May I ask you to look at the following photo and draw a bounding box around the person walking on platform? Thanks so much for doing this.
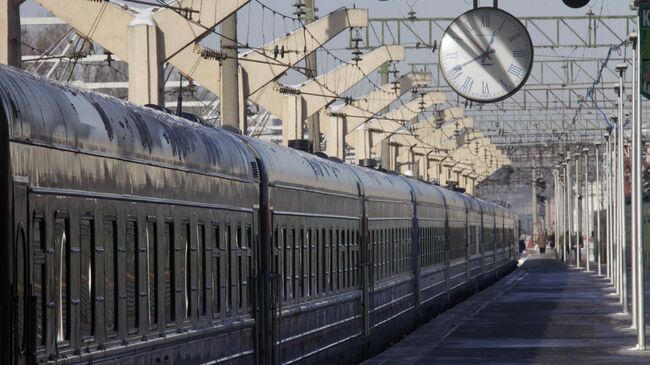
[548,230,556,250]
[538,228,547,254]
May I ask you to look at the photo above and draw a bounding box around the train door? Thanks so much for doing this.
[253,156,279,365]
[12,177,29,365]
[357,182,370,358]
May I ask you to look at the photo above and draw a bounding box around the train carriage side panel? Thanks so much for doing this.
[0,65,261,365]
[240,136,365,365]
[0,71,14,365]
[349,168,414,357]
[401,179,447,324]
[437,189,468,303]
[466,196,484,292]
[478,199,497,283]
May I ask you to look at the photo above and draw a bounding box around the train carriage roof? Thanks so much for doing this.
[477,198,497,217]
[241,136,361,196]
[465,194,483,213]
[347,167,413,202]
[438,188,467,211]
[402,178,446,206]
[0,65,256,180]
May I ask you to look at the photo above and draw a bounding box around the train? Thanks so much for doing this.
[0,64,518,364]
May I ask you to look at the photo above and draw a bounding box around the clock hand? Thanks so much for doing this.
[480,33,497,64]
[466,35,491,61]
[457,48,496,69]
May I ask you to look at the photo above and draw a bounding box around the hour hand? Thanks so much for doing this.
[460,49,495,68]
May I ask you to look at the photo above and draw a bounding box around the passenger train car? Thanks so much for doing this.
[0,65,518,364]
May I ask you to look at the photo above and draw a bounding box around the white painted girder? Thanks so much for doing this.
[322,71,430,159]
[251,45,403,121]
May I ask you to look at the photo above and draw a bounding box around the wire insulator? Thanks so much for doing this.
[194,44,226,61]
[277,85,300,95]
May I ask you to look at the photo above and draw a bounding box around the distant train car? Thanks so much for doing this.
[0,65,517,365]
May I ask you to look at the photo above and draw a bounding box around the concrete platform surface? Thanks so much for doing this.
[364,253,650,364]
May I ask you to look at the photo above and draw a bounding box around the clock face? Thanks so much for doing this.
[439,7,534,103]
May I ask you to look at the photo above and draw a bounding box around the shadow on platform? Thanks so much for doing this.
[364,252,650,364]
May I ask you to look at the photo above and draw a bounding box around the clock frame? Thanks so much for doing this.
[438,7,534,103]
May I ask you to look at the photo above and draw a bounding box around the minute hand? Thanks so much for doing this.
[460,49,496,68]
[466,35,492,61]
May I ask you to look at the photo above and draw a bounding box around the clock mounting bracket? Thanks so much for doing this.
[473,0,499,9]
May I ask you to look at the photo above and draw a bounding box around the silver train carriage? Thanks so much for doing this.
[0,65,518,364]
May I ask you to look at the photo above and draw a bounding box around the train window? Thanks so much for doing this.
[312,229,317,296]
[226,223,232,314]
[197,224,206,317]
[321,228,327,295]
[211,224,221,319]
[246,224,252,312]
[282,227,289,300]
[126,220,139,333]
[352,230,357,287]
[301,228,306,296]
[329,229,335,292]
[376,229,381,280]
[16,226,26,352]
[289,227,296,300]
[335,229,341,290]
[80,219,95,339]
[292,228,298,299]
[146,221,158,328]
[308,229,313,297]
[33,216,46,348]
[180,222,190,319]
[345,230,351,288]
[398,228,403,274]
[104,219,118,336]
[274,227,281,301]
[164,222,175,325]
[54,216,70,343]
[237,224,243,311]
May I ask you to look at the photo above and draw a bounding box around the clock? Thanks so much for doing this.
[439,7,534,103]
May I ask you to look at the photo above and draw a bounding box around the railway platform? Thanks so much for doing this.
[365,253,650,364]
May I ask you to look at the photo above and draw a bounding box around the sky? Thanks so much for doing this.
[18,0,638,102]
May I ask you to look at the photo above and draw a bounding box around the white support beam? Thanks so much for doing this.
[1,0,23,67]
[250,45,404,146]
[153,0,249,59]
[323,71,431,159]
[346,91,446,165]
[32,0,249,105]
[178,7,368,100]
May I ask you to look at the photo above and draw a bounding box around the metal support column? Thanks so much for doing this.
[532,160,538,247]
[596,142,603,276]
[220,14,242,133]
[565,155,573,264]
[606,131,614,283]
[553,169,559,256]
[563,162,569,263]
[575,151,581,268]
[305,0,320,151]
[0,0,20,67]
[632,28,646,349]
[616,63,628,313]
[584,147,591,271]
[631,32,639,330]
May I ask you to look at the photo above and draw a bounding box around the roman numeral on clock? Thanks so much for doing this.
[446,51,459,59]
[449,65,463,80]
[481,15,490,28]
[512,50,526,58]
[482,82,490,96]
[462,76,474,91]
[507,64,525,78]
[509,32,522,42]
